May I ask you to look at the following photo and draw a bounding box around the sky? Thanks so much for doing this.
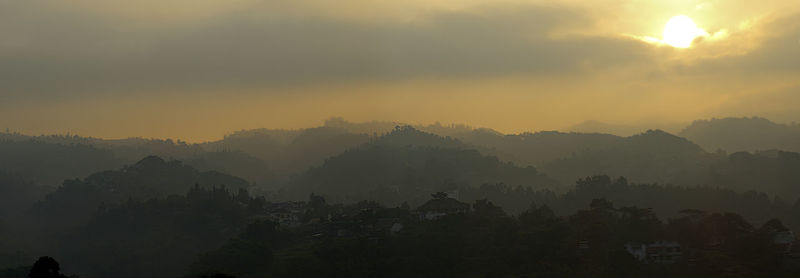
[1,0,799,141]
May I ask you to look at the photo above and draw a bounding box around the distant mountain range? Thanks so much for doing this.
[3,116,800,201]
[679,117,800,152]
[567,120,685,137]
[284,126,560,205]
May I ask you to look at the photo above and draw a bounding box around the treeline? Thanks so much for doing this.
[3,173,800,277]
[9,194,795,277]
[461,175,800,231]
[3,185,263,278]
[183,198,795,277]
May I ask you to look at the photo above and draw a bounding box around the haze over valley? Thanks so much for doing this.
[3,0,800,277]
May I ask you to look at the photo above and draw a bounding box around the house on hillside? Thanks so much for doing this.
[416,193,470,220]
[625,241,683,264]
[265,201,305,227]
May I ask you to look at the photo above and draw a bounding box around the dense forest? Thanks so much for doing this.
[3,186,799,277]
[2,117,800,277]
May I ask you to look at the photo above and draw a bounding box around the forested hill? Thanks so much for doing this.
[6,179,799,278]
[0,139,123,185]
[540,129,710,185]
[26,156,251,232]
[202,126,370,175]
[284,127,560,205]
[80,155,251,198]
[680,117,800,152]
[0,172,48,220]
[451,129,671,167]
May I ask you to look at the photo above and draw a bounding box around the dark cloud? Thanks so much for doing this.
[0,3,654,99]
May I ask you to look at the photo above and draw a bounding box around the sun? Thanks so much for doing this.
[662,15,708,48]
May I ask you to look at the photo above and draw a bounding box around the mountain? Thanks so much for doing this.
[323,116,476,138]
[568,120,651,136]
[8,117,800,202]
[679,117,800,152]
[0,133,208,185]
[284,127,561,205]
[278,127,371,173]
[322,116,399,135]
[184,151,276,187]
[30,156,251,231]
[568,120,684,137]
[0,131,272,191]
[0,131,204,162]
[707,150,800,199]
[201,126,370,176]
[74,155,250,200]
[200,129,298,160]
[450,130,625,167]
[0,172,48,221]
[0,139,124,185]
[539,130,712,185]
[370,125,469,149]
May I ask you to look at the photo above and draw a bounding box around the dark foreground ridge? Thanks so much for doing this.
[4,191,799,278]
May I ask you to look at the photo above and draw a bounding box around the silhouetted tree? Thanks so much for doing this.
[473,199,505,218]
[28,257,69,278]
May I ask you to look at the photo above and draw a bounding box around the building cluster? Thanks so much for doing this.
[254,192,472,240]
[263,201,305,228]
[415,196,470,220]
[625,241,683,264]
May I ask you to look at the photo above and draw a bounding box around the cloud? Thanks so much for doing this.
[1,0,800,140]
[676,13,800,74]
[0,2,656,100]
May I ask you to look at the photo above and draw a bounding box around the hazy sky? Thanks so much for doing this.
[1,0,799,141]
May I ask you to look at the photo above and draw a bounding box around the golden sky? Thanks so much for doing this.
[1,0,799,141]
